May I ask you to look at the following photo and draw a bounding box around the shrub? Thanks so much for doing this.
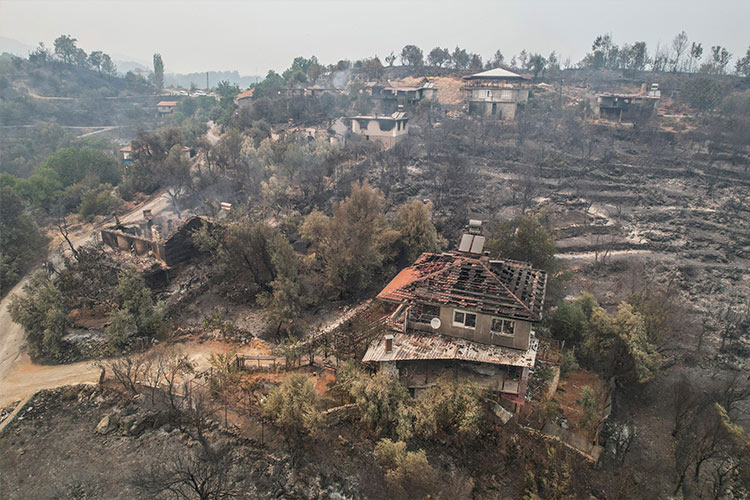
[550,301,587,344]
[560,350,580,377]
[263,373,322,443]
[374,439,440,500]
[580,386,598,429]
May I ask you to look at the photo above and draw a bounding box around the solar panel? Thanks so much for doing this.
[470,235,485,254]
[458,234,473,252]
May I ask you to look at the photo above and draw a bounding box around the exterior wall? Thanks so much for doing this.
[420,88,437,100]
[157,106,175,114]
[465,81,529,120]
[392,359,524,396]
[351,118,408,147]
[237,98,252,108]
[435,306,531,350]
[468,101,519,120]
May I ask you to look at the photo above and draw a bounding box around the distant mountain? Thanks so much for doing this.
[164,70,261,89]
[0,36,34,57]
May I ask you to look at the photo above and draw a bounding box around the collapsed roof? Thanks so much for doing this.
[377,252,547,322]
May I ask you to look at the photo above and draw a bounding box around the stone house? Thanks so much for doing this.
[363,225,547,404]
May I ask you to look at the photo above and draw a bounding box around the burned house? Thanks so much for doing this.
[363,222,547,404]
[157,101,178,115]
[595,88,659,123]
[100,211,207,267]
[370,78,437,113]
[463,68,532,120]
[348,111,408,148]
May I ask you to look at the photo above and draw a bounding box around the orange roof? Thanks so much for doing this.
[236,89,254,100]
[157,101,178,107]
[376,252,547,322]
[119,145,132,152]
[377,267,420,301]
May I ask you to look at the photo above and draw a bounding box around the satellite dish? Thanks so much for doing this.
[430,317,441,329]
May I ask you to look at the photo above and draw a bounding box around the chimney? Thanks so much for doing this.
[384,334,394,354]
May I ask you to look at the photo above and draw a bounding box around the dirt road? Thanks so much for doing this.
[0,192,173,407]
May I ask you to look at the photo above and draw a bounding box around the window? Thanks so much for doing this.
[491,318,515,337]
[486,90,492,98]
[453,310,476,329]
[500,90,513,101]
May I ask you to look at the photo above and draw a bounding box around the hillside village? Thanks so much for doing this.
[0,30,750,500]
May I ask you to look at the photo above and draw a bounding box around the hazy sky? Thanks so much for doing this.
[1,0,748,75]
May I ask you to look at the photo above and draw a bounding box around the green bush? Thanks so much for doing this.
[580,386,598,429]
[374,439,440,500]
[559,350,580,377]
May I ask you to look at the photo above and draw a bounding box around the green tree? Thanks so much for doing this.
[301,181,399,296]
[489,50,505,68]
[263,374,322,452]
[400,45,424,67]
[412,377,487,439]
[550,300,588,344]
[105,268,165,349]
[582,302,660,383]
[349,371,412,437]
[152,53,164,89]
[451,46,470,70]
[9,271,68,359]
[736,46,750,77]
[193,216,290,297]
[527,53,547,79]
[0,187,46,294]
[394,200,442,262]
[257,237,309,337]
[374,439,440,500]
[427,47,450,68]
[53,34,78,64]
[88,50,104,73]
[579,386,598,429]
[487,211,556,270]
[39,147,121,188]
[101,53,117,76]
[361,56,385,80]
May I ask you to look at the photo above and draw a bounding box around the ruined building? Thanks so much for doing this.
[370,78,437,113]
[101,211,207,267]
[595,85,660,124]
[348,111,409,148]
[363,221,547,404]
[463,68,531,120]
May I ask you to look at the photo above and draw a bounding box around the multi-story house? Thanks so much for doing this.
[463,68,532,120]
[363,224,547,404]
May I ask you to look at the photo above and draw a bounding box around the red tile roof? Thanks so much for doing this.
[157,101,178,107]
[236,89,254,100]
[377,252,547,322]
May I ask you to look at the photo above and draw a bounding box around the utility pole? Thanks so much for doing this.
[206,71,209,91]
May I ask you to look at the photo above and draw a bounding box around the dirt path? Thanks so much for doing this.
[0,192,173,406]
